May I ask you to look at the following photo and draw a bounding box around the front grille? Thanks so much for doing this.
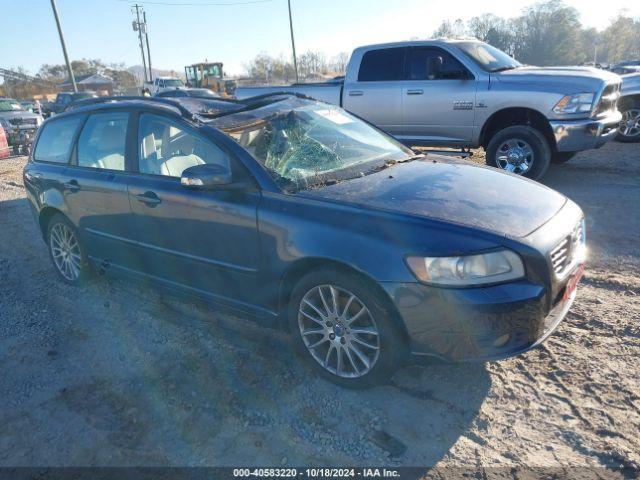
[549,220,585,277]
[593,83,620,117]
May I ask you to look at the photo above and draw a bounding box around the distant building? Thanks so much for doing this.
[59,73,114,94]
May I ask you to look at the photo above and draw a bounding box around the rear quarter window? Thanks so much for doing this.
[33,115,85,164]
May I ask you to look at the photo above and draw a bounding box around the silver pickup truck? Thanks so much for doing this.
[236,40,622,180]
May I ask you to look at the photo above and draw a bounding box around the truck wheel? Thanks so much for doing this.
[616,101,640,143]
[486,126,551,180]
[551,152,577,164]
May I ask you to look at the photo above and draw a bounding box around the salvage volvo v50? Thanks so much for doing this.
[24,95,586,387]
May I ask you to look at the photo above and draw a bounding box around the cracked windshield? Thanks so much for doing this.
[219,102,412,189]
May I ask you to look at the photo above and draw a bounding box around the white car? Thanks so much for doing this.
[143,77,185,95]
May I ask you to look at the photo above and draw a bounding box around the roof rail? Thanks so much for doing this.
[64,96,198,121]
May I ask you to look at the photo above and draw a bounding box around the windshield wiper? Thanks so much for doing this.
[364,153,426,175]
[490,65,518,73]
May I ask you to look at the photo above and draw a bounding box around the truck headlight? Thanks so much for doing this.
[406,250,525,286]
[552,93,595,115]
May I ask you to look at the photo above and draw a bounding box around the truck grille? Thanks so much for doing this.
[593,83,620,117]
[550,220,585,277]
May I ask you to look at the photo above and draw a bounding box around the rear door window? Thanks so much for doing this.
[33,115,85,164]
[76,112,129,171]
[358,48,405,81]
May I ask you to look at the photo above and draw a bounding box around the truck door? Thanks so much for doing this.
[342,47,405,136]
[400,47,477,145]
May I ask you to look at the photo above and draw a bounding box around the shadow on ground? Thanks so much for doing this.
[0,196,491,466]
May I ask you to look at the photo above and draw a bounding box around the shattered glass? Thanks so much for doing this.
[216,99,411,190]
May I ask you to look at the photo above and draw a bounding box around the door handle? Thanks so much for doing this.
[406,89,424,95]
[63,179,80,192]
[136,191,162,206]
[348,90,364,96]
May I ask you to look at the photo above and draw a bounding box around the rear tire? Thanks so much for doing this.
[486,125,551,180]
[551,151,577,164]
[46,213,91,285]
[287,267,405,389]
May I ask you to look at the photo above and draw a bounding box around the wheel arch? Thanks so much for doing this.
[480,107,556,151]
[38,206,66,239]
[619,94,640,110]
[277,257,411,342]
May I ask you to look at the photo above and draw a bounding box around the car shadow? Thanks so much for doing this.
[1,195,490,468]
[98,283,492,467]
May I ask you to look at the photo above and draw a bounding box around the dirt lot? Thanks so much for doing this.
[0,144,639,473]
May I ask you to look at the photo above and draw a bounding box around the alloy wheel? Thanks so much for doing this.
[50,223,82,281]
[618,109,640,139]
[298,284,380,378]
[496,138,535,174]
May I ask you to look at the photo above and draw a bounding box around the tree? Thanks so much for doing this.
[599,15,640,63]
[433,18,466,39]
[330,52,350,74]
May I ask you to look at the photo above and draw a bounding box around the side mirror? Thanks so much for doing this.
[426,56,443,79]
[180,163,233,190]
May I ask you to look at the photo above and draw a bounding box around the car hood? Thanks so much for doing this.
[496,66,620,92]
[0,110,40,121]
[302,157,567,238]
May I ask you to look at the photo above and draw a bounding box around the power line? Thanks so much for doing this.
[117,0,271,6]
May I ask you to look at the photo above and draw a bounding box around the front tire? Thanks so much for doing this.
[616,101,640,143]
[47,213,91,285]
[288,267,405,388]
[486,125,551,180]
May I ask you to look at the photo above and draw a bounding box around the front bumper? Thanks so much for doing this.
[550,111,621,152]
[381,267,580,362]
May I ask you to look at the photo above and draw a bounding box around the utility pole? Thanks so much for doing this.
[50,0,77,92]
[287,0,299,84]
[132,4,148,83]
[143,10,153,82]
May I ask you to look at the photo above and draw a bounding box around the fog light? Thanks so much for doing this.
[493,334,510,348]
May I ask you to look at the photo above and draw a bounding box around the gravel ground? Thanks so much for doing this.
[0,144,638,472]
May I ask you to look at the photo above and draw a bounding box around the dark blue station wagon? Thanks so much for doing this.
[24,95,586,387]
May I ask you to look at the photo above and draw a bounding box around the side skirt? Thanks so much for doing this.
[88,256,280,328]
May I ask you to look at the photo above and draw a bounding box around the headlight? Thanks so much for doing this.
[406,249,525,286]
[552,93,595,115]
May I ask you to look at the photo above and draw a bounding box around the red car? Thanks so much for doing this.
[0,124,11,159]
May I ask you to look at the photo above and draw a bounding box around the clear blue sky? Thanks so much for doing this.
[2,0,638,77]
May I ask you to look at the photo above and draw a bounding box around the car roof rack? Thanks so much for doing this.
[64,96,199,121]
